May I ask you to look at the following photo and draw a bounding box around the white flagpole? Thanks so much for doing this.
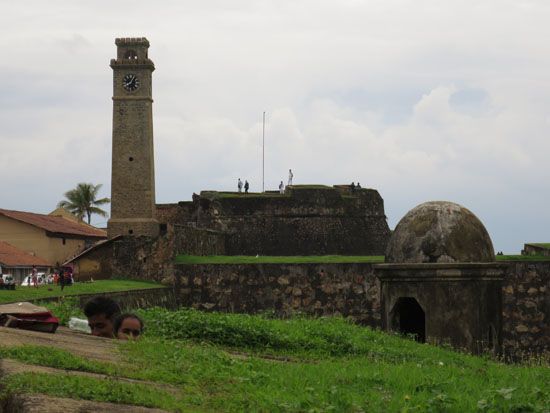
[262,112,265,192]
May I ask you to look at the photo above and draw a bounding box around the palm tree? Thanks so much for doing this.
[57,183,110,224]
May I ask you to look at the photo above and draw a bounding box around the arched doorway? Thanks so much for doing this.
[391,297,425,343]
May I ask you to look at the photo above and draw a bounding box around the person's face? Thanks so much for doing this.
[117,317,142,340]
[88,313,115,338]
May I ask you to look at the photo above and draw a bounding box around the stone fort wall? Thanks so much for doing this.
[174,260,549,356]
[157,185,391,256]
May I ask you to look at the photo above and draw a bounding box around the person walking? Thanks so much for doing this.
[244,180,249,194]
[279,181,284,194]
[288,169,293,186]
[237,178,243,193]
[59,269,65,291]
[31,266,38,288]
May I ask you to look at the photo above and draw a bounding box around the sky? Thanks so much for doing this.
[0,0,549,253]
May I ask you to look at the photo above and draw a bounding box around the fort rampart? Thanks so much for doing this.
[157,186,391,256]
[175,260,549,356]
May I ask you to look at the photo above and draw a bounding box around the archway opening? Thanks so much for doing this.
[124,50,138,60]
[391,297,425,343]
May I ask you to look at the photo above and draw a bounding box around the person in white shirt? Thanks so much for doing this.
[288,169,293,186]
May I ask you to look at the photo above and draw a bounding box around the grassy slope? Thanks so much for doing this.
[1,308,548,412]
[0,279,164,304]
[176,255,385,264]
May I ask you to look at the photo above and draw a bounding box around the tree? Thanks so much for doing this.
[57,183,110,224]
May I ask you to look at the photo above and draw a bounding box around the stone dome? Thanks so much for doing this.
[386,201,495,263]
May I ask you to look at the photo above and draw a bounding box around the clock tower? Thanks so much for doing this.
[108,37,159,238]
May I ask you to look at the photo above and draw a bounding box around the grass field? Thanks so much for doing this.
[178,254,550,264]
[0,279,164,304]
[496,254,550,261]
[176,255,386,264]
[527,243,550,248]
[1,307,548,412]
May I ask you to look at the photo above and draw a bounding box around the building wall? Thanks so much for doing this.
[175,263,381,326]
[502,262,550,358]
[33,287,177,311]
[523,244,550,257]
[0,216,88,265]
[174,261,549,355]
[111,234,175,283]
[175,225,226,256]
[71,245,114,281]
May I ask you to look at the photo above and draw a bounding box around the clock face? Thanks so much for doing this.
[122,74,140,91]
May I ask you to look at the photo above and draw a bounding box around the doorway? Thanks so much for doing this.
[391,297,426,343]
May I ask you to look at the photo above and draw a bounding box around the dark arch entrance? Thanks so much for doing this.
[391,297,426,343]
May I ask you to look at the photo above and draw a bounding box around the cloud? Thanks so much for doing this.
[1,1,550,252]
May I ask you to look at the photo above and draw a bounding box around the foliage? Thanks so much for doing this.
[176,255,385,264]
[0,279,163,304]
[36,296,84,325]
[57,182,110,224]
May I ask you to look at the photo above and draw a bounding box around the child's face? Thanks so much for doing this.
[117,317,142,340]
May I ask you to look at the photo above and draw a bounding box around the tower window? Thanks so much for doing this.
[128,229,134,235]
[129,157,134,162]
[125,50,138,60]
[62,238,66,245]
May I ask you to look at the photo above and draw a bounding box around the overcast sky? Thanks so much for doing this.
[1,0,549,253]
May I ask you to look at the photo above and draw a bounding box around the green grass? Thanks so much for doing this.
[176,255,385,264]
[179,254,550,264]
[496,255,550,261]
[2,308,549,412]
[5,373,182,411]
[216,191,287,199]
[527,243,550,248]
[288,184,332,188]
[0,279,164,304]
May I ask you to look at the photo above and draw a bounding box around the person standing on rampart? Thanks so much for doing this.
[244,180,249,194]
[288,169,293,186]
[238,178,243,193]
[279,181,284,194]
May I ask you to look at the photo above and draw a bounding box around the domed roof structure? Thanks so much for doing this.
[386,201,494,263]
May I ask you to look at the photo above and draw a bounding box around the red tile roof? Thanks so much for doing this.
[0,241,51,267]
[0,209,107,238]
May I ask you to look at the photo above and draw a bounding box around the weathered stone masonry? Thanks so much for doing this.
[175,263,381,326]
[175,260,549,356]
[159,186,391,256]
[502,262,549,356]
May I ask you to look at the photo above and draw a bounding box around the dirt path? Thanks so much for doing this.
[0,326,120,363]
[0,327,180,412]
